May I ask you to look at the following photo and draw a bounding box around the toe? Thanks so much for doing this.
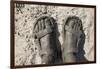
[34,24,38,33]
[45,18,51,28]
[41,19,45,30]
[73,23,76,31]
[49,18,54,28]
[76,23,79,31]
[38,20,42,31]
[36,23,39,32]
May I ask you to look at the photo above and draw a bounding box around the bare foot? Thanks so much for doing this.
[33,16,61,64]
[62,16,83,63]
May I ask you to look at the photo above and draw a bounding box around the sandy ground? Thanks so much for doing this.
[14,3,95,65]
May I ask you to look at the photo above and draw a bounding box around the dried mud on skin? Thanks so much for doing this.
[14,3,95,65]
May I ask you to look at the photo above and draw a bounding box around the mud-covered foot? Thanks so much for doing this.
[62,16,83,63]
[33,16,60,64]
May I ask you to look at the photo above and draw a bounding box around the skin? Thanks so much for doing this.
[63,18,82,63]
[33,17,60,64]
[39,18,54,64]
